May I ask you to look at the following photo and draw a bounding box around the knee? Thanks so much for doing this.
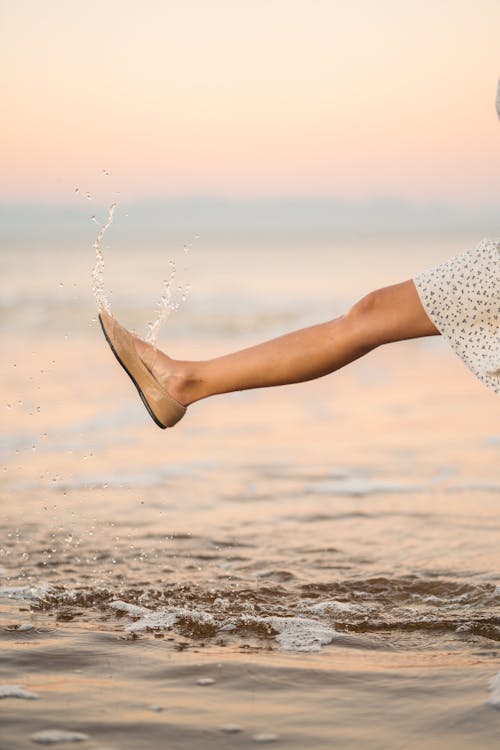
[343,288,388,350]
[347,289,383,321]
[343,280,435,349]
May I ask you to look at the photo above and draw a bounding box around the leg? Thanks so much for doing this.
[134,280,439,406]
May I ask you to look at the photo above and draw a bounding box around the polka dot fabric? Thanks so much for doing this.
[414,238,500,395]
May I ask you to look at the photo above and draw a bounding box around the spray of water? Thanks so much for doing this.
[145,259,192,345]
[85,183,195,340]
[91,203,117,314]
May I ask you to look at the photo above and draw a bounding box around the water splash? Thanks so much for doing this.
[87,190,195,337]
[91,203,116,314]
[145,259,192,345]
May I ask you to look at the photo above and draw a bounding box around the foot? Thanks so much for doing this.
[99,312,187,428]
[132,335,197,406]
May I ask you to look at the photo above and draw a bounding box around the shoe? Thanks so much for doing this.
[98,311,186,429]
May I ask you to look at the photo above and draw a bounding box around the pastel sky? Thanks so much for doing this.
[2,0,500,205]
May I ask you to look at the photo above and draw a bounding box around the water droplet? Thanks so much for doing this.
[85,192,92,200]
[75,187,80,193]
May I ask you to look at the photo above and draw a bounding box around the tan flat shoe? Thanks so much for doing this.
[99,311,186,429]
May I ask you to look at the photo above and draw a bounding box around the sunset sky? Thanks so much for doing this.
[2,0,500,207]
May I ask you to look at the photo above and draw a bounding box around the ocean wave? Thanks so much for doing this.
[2,574,498,651]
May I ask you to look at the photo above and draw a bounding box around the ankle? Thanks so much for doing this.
[133,334,206,406]
[161,364,205,407]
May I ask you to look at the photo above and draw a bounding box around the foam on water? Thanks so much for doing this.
[109,600,149,617]
[251,615,337,652]
[110,600,217,637]
[487,672,500,708]
[119,604,215,635]
[109,600,335,651]
[7,623,35,632]
[0,685,39,700]
[31,730,89,744]
[0,584,52,600]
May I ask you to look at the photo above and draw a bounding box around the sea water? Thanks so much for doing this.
[1,227,499,748]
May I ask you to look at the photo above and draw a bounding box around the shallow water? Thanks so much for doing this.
[1,234,499,747]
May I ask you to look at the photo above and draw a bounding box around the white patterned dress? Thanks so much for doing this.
[414,238,500,395]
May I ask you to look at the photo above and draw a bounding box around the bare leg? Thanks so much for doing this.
[134,280,439,406]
